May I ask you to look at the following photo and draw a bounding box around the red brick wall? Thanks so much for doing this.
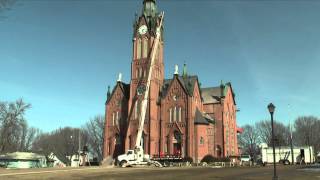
[223,86,238,156]
[204,103,223,157]
[195,124,209,162]
[160,76,188,156]
[202,85,238,158]
[103,84,128,159]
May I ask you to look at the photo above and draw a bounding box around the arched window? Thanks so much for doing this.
[112,112,115,126]
[169,108,172,123]
[135,69,138,79]
[156,46,160,63]
[116,111,119,125]
[176,107,180,122]
[115,134,121,145]
[173,107,177,122]
[134,101,138,119]
[129,135,132,149]
[200,137,204,145]
[137,39,141,59]
[139,68,142,78]
[179,107,182,122]
[137,99,141,118]
[143,38,148,58]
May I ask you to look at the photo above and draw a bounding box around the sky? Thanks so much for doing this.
[1,0,320,132]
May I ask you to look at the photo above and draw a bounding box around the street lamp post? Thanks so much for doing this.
[268,103,278,180]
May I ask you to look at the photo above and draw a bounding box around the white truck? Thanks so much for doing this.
[260,143,315,165]
[117,12,164,168]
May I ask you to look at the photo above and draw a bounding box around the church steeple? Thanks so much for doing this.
[143,0,157,18]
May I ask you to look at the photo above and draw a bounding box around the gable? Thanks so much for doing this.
[192,80,202,102]
[225,83,236,105]
[106,82,130,106]
[161,75,199,99]
[162,76,188,101]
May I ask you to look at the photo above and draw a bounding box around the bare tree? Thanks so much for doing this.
[32,127,88,165]
[293,116,320,154]
[0,99,31,153]
[238,124,260,159]
[255,120,290,147]
[83,115,104,161]
[24,127,40,151]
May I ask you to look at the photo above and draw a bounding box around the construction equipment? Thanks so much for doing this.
[117,12,164,168]
[279,151,290,165]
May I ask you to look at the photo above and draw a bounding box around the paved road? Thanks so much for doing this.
[0,165,319,180]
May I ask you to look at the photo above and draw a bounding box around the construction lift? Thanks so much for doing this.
[117,12,164,168]
[279,151,291,165]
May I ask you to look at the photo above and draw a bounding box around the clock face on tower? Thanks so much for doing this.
[138,25,148,35]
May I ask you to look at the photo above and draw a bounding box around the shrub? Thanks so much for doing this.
[201,155,217,163]
[183,156,193,163]
[201,155,231,163]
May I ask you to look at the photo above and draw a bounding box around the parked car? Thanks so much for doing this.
[240,154,251,162]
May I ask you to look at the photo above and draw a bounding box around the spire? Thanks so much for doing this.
[182,62,188,78]
[143,0,157,18]
[220,80,225,98]
[107,86,111,100]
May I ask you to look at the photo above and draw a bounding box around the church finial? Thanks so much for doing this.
[107,86,111,100]
[182,62,188,78]
[220,80,224,86]
[117,73,122,82]
[174,64,179,76]
[220,80,225,98]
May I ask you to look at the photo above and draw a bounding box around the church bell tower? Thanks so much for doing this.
[126,0,164,155]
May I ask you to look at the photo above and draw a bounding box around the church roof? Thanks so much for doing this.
[201,82,236,105]
[161,75,199,98]
[201,86,222,104]
[194,108,214,125]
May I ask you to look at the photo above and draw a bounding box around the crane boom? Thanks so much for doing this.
[135,12,164,148]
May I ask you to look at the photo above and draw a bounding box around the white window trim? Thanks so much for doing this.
[112,112,115,126]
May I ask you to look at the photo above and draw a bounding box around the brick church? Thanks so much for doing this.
[104,0,241,162]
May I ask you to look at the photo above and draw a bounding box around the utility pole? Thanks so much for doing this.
[78,129,81,153]
[78,129,81,167]
[288,104,294,165]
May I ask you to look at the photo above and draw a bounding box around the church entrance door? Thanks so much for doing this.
[173,131,182,156]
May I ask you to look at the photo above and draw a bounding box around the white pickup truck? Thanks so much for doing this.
[117,148,150,167]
